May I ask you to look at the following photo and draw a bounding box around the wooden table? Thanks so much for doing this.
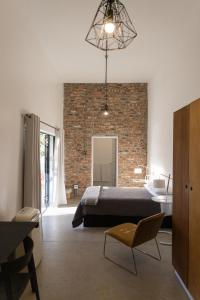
[0,221,38,263]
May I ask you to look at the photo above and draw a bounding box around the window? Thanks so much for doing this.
[40,132,55,213]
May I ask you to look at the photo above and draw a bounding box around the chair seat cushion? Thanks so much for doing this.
[105,223,137,247]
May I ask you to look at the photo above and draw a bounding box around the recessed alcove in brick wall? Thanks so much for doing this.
[64,83,147,194]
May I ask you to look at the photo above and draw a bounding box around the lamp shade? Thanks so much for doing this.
[134,167,142,174]
[85,0,137,51]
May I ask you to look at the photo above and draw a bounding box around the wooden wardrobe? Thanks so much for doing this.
[173,98,200,300]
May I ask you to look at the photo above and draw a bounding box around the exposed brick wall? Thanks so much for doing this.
[64,83,147,194]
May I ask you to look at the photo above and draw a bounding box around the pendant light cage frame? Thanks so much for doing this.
[85,0,137,51]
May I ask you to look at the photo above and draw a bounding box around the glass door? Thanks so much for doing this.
[40,132,55,213]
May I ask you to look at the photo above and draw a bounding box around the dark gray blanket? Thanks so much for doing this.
[72,187,160,228]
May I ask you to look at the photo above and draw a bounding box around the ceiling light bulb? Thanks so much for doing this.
[104,22,115,34]
[102,103,109,116]
[103,110,109,116]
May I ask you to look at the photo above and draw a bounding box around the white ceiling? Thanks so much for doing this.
[22,0,200,83]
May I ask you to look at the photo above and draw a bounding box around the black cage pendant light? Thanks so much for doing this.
[85,0,137,51]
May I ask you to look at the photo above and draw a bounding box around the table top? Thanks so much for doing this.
[151,195,173,204]
[0,221,38,264]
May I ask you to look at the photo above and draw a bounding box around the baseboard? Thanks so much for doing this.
[174,270,193,300]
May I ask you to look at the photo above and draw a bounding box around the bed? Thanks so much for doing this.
[72,186,172,228]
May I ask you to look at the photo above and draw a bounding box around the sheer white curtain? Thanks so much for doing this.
[23,114,41,210]
[52,129,66,206]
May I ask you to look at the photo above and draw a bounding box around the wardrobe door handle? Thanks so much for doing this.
[185,185,188,189]
[190,187,193,191]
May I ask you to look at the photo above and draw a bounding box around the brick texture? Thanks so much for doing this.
[64,83,148,194]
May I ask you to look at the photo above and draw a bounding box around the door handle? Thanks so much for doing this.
[185,185,188,189]
[190,187,193,191]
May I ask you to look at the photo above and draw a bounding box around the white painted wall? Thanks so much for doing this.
[28,0,200,177]
[148,0,200,176]
[0,2,63,220]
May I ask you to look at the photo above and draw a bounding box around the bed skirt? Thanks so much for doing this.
[83,215,172,228]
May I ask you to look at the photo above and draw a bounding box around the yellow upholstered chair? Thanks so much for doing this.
[103,212,165,275]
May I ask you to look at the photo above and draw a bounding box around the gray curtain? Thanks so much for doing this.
[23,114,41,210]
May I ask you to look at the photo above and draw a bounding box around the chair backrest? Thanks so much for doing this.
[132,213,165,247]
[1,236,34,274]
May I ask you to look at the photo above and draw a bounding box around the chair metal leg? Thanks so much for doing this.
[158,230,172,246]
[155,237,161,260]
[134,238,161,261]
[131,249,137,275]
[103,235,137,275]
[103,236,162,275]
[103,234,107,257]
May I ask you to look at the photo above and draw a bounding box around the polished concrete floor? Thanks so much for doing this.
[22,206,187,300]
